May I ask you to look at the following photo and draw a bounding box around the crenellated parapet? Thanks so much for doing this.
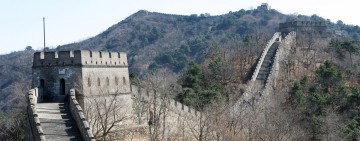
[69,89,96,141]
[26,88,46,141]
[33,50,128,68]
[279,21,326,28]
[80,50,128,67]
[279,21,326,36]
[131,85,199,121]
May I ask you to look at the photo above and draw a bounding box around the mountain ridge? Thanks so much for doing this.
[2,5,360,140]
[1,6,360,110]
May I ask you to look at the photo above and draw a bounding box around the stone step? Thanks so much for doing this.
[257,73,269,78]
[258,66,271,72]
[44,135,82,141]
[36,102,83,141]
[255,41,280,82]
[260,63,271,68]
[259,70,270,74]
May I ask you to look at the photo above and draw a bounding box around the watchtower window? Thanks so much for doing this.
[115,77,119,85]
[71,60,74,64]
[90,51,92,57]
[40,79,45,88]
[97,78,101,86]
[106,77,110,86]
[109,52,111,58]
[118,52,120,58]
[88,78,91,87]
[99,52,102,58]
[41,62,44,65]
[123,77,126,84]
[63,62,65,66]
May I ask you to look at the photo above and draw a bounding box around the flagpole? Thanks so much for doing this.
[43,17,46,51]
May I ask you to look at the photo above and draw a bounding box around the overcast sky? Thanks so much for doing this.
[0,0,358,55]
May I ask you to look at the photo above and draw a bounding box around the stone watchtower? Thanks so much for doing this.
[32,50,131,106]
[279,21,327,37]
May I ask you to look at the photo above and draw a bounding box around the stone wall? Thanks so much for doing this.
[33,51,79,67]
[131,85,199,120]
[130,85,201,140]
[33,50,127,67]
[81,67,130,96]
[26,88,46,141]
[32,65,81,102]
[234,32,294,107]
[240,32,281,102]
[69,89,96,141]
[250,32,281,82]
[263,32,296,95]
[79,50,128,67]
[279,21,326,35]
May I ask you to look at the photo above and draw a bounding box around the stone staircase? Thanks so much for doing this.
[256,41,281,84]
[36,103,83,141]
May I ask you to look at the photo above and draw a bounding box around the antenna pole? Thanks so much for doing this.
[43,17,46,51]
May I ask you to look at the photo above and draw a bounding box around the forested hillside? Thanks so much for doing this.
[58,9,287,76]
[1,6,360,140]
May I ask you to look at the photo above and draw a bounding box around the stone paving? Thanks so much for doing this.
[36,103,83,141]
[256,41,281,84]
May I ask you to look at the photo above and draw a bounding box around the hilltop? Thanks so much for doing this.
[57,9,287,75]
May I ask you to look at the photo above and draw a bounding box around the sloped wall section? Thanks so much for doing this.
[263,32,296,96]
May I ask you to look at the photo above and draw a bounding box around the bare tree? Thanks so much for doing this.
[85,88,131,141]
[139,69,179,141]
[0,110,26,140]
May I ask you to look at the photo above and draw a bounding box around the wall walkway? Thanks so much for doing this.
[27,88,95,141]
[236,31,296,107]
[35,103,82,140]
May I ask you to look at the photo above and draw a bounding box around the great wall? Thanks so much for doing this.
[25,21,324,140]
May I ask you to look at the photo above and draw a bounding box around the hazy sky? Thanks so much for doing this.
[0,0,358,55]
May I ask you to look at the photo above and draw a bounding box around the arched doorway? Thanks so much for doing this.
[60,79,66,95]
[40,79,49,102]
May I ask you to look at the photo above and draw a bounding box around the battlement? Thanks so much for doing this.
[33,50,128,67]
[279,21,326,29]
[279,21,327,36]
